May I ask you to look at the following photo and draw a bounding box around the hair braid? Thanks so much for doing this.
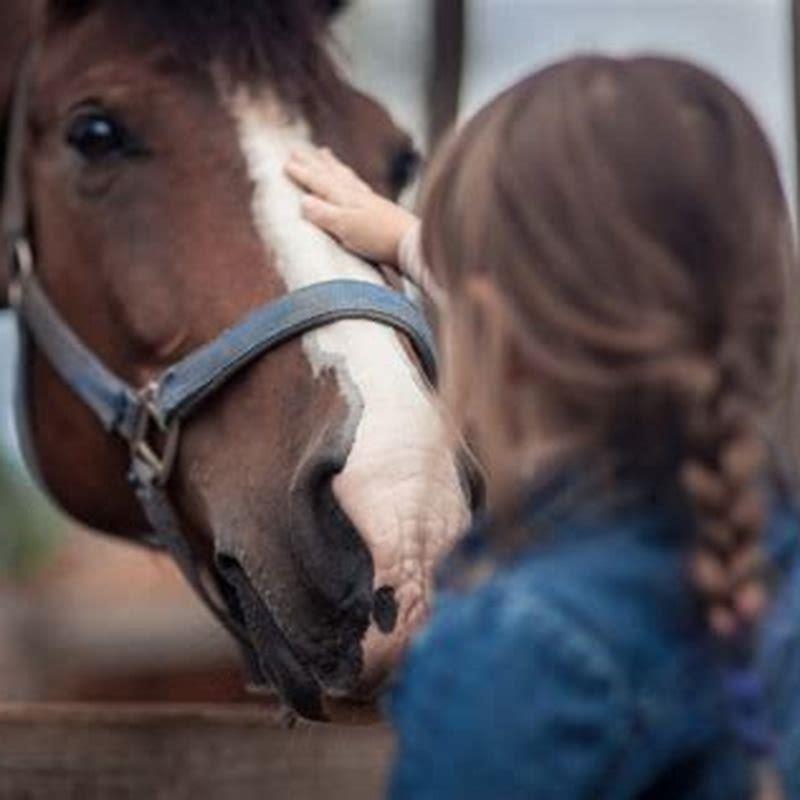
[680,357,782,798]
[682,388,767,637]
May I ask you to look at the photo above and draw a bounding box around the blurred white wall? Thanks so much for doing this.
[334,0,432,147]
[463,0,796,199]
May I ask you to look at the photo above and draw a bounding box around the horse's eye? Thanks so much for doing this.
[389,147,420,195]
[66,111,131,162]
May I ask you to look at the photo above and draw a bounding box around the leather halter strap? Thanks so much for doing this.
[12,262,437,482]
[2,51,437,710]
[3,50,34,283]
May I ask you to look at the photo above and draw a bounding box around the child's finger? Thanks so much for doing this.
[291,147,340,181]
[300,195,343,237]
[285,159,338,202]
[289,146,326,166]
[320,147,347,171]
[320,148,370,192]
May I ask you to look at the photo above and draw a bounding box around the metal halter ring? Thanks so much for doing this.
[7,237,34,309]
[130,383,181,487]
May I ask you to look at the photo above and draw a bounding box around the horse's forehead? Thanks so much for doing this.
[35,22,173,117]
[229,91,389,322]
[230,89,431,433]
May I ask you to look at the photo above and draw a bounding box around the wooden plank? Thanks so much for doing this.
[427,0,466,148]
[0,704,394,800]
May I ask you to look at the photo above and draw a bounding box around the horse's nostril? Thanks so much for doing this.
[461,451,486,513]
[372,585,399,634]
[296,473,374,610]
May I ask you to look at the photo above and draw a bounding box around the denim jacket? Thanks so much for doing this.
[387,471,800,799]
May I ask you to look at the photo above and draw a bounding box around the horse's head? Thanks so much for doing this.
[1,0,471,717]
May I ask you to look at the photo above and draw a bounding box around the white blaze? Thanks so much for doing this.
[231,94,469,664]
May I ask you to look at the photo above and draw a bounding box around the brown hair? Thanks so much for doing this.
[422,56,795,795]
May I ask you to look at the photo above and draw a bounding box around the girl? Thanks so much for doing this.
[286,56,800,799]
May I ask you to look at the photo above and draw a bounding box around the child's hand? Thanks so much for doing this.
[285,147,418,267]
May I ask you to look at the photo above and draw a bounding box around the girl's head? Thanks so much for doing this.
[423,55,794,792]
[423,55,793,500]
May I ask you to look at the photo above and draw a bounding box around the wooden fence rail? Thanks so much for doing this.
[0,704,394,800]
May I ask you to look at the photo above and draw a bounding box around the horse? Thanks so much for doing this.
[0,0,471,720]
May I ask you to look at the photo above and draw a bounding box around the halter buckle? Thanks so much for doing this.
[130,383,180,487]
[7,237,34,309]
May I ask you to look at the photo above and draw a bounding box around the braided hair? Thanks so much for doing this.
[421,56,796,797]
[680,354,784,796]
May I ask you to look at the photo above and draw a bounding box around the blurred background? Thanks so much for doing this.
[0,0,796,703]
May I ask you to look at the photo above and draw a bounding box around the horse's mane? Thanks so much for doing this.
[47,0,348,100]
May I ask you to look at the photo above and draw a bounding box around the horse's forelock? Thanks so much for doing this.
[47,0,94,24]
[46,0,349,99]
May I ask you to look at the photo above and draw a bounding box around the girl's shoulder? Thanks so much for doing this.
[437,484,700,669]
[388,482,800,799]
[440,476,800,677]
[388,566,632,799]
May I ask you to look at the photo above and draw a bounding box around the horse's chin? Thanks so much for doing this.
[215,555,328,720]
[246,686,383,726]
[216,552,395,722]
[320,696,383,726]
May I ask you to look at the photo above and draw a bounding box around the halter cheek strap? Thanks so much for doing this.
[2,50,438,715]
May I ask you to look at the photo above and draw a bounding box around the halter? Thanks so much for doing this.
[2,52,437,710]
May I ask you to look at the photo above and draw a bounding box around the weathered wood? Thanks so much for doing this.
[427,0,466,148]
[0,704,394,800]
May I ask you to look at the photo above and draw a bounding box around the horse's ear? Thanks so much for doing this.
[0,1,38,305]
